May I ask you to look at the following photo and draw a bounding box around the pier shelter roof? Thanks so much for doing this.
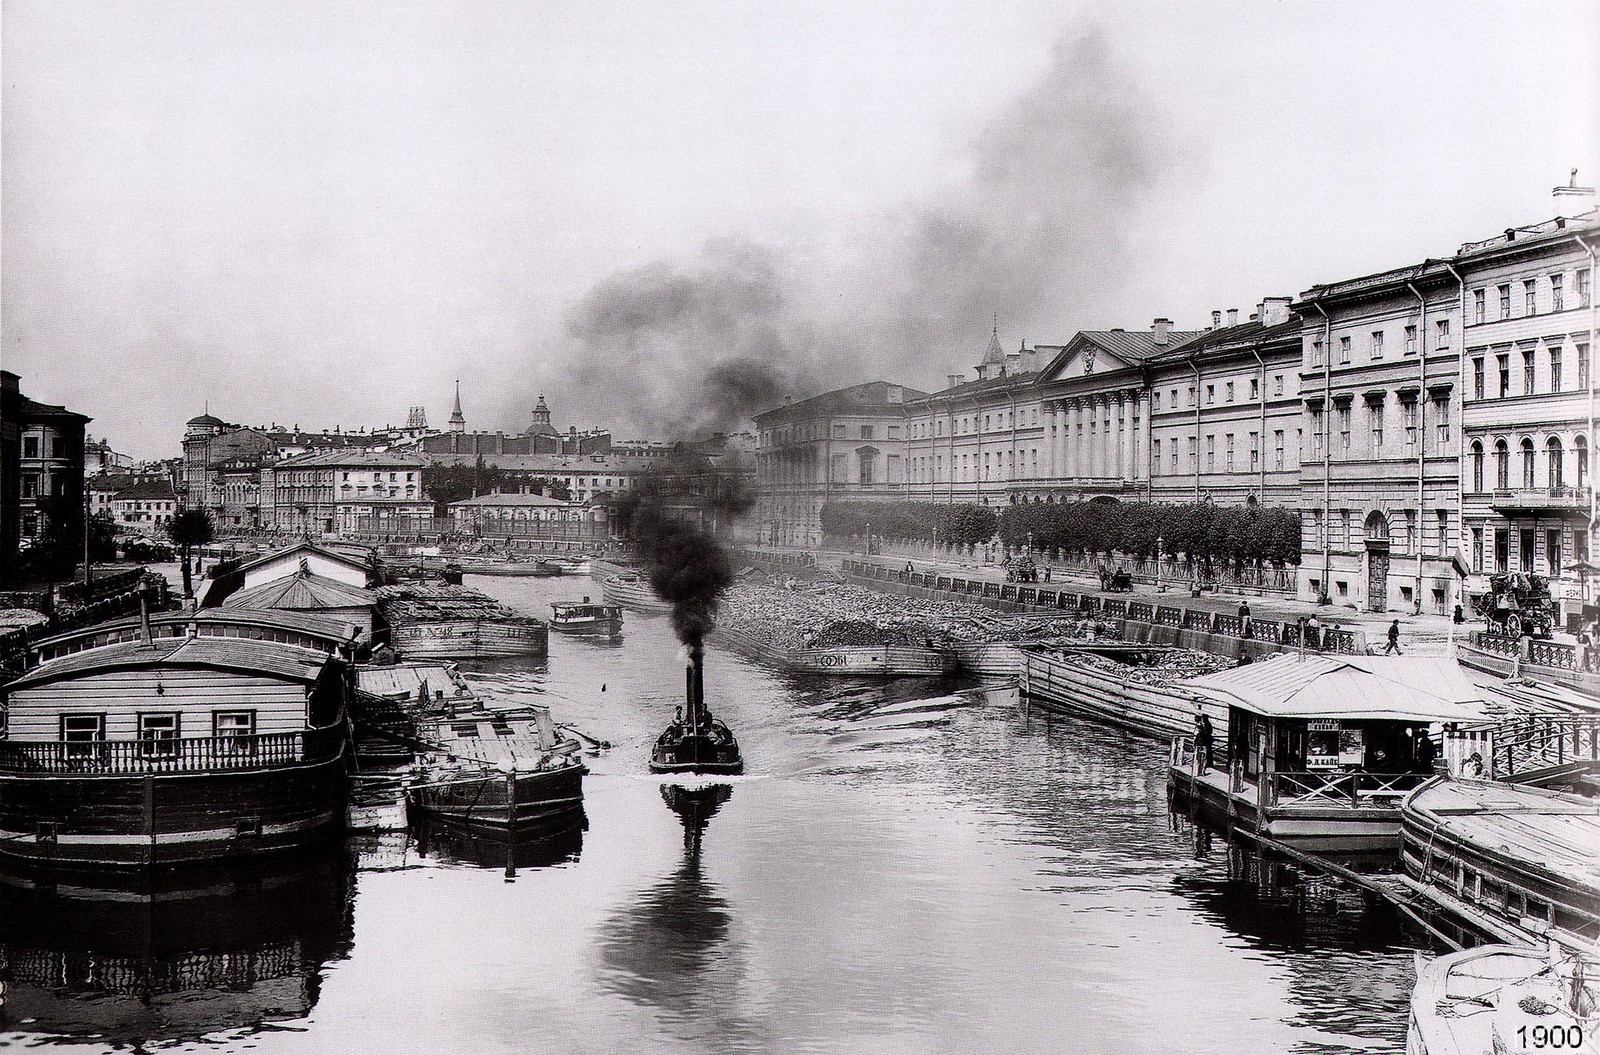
[1184,655,1490,723]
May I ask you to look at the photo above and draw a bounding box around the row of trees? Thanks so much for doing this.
[819,499,1301,572]
[421,459,572,515]
[819,501,999,548]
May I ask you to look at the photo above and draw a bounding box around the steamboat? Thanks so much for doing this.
[648,642,743,775]
[550,597,624,635]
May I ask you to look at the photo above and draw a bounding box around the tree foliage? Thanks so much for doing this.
[819,502,998,547]
[166,508,216,598]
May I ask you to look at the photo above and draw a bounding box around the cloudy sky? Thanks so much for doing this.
[4,1,1597,458]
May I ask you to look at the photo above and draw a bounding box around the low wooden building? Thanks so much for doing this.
[0,626,352,867]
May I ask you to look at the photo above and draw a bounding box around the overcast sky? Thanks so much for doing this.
[4,1,1597,458]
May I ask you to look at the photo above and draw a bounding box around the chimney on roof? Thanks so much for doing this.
[1152,318,1173,345]
[1004,352,1021,376]
[1258,296,1293,325]
[1211,311,1222,330]
[1226,308,1239,327]
[948,374,964,389]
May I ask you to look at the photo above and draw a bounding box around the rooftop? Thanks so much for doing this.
[450,492,574,507]
[1184,654,1491,723]
[8,635,337,691]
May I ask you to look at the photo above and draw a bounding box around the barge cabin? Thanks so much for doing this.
[1169,655,1489,852]
[0,616,353,868]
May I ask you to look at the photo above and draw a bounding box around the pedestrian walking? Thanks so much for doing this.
[1193,708,1214,775]
[1238,600,1252,639]
[1384,618,1403,655]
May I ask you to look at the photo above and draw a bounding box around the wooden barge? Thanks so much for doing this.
[1407,943,1598,1055]
[1168,656,1490,852]
[599,572,675,615]
[1020,644,1232,740]
[376,582,548,659]
[0,620,353,869]
[710,624,955,676]
[1400,777,1600,948]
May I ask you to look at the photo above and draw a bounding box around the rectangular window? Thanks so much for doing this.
[1498,284,1512,319]
[214,711,256,747]
[886,426,900,439]
[1402,400,1417,449]
[1497,354,1511,397]
[1370,402,1385,450]
[1274,374,1284,396]
[1580,268,1592,308]
[1225,382,1235,402]
[1337,407,1351,455]
[61,714,105,760]
[1205,384,1215,405]
[1339,336,1351,364]
[1187,436,1198,469]
[1472,527,1483,571]
[1225,433,1235,472]
[1551,347,1564,392]
[1548,529,1563,578]
[1311,339,1325,367]
[1151,438,1160,472]
[22,436,38,459]
[832,424,845,438]
[1473,288,1486,324]
[860,425,874,440]
[1171,443,1179,473]
[1523,347,1536,394]
[1206,435,1216,471]
[1248,432,1259,470]
[1552,274,1565,312]
[1524,279,1537,315]
[1434,398,1450,445]
[139,713,180,758]
[1274,430,1285,469]
[1370,331,1384,360]
[1249,378,1259,400]
[1310,410,1324,456]
[1404,325,1417,356]
[1435,318,1450,348]
[1581,343,1592,389]
[1473,357,1485,400]
[1152,391,1161,410]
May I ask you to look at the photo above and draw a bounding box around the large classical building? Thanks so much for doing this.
[1,370,90,583]
[1457,214,1597,619]
[264,450,432,535]
[754,381,927,548]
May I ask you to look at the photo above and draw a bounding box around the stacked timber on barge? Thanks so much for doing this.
[1400,778,1600,948]
[1020,644,1235,739]
[376,583,547,659]
[1168,656,1491,852]
[0,612,354,868]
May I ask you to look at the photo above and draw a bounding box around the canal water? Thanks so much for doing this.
[0,572,1433,1054]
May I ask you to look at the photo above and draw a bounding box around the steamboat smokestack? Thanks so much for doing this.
[685,641,706,725]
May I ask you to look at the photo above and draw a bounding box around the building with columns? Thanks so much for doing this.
[753,381,926,547]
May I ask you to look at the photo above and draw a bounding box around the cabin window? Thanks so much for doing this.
[213,711,256,751]
[138,712,181,758]
[61,714,105,759]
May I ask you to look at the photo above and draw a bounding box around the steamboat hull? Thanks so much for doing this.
[405,762,586,832]
[388,618,548,659]
[0,755,348,869]
[648,733,744,775]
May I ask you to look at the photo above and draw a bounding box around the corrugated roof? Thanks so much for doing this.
[1184,654,1491,722]
[1080,329,1206,364]
[223,569,376,612]
[8,636,335,690]
[1146,318,1302,364]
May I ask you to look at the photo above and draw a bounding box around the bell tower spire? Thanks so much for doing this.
[448,379,467,433]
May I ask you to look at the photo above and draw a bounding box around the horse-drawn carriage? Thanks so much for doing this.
[1473,573,1556,638]
[1098,564,1133,592]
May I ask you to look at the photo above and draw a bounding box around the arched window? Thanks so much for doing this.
[1548,436,1564,489]
[1522,438,1536,488]
[1577,436,1589,488]
[1495,439,1510,490]
[1470,441,1484,493]
[1364,510,1390,541]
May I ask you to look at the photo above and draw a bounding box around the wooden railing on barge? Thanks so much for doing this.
[0,725,345,775]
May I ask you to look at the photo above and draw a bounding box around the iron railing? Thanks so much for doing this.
[0,726,344,774]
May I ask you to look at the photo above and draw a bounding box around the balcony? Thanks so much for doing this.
[0,728,344,775]
[1489,486,1591,515]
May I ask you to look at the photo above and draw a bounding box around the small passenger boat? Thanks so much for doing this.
[550,597,623,634]
[1407,943,1598,1055]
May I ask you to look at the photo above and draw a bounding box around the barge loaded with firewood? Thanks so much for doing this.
[376,582,548,659]
[0,609,354,868]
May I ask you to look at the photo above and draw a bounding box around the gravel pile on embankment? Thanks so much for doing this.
[717,581,1118,651]
[1070,649,1234,684]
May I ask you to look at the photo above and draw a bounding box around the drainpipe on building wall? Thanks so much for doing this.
[1407,279,1429,610]
[1313,302,1333,602]
[1251,344,1268,501]
[1191,359,1203,500]
[1444,262,1468,645]
[1008,392,1019,502]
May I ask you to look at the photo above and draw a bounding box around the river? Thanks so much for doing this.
[0,571,1432,1053]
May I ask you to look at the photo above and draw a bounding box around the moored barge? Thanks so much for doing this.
[377,582,548,659]
[0,616,353,868]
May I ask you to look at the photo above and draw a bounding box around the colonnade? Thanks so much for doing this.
[1046,389,1149,483]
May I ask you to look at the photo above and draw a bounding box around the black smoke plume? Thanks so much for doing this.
[556,25,1178,438]
[613,452,754,645]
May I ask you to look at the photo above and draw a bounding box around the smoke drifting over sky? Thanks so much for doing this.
[562,28,1171,436]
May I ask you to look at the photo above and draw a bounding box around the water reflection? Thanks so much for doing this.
[0,846,354,1047]
[411,815,585,876]
[598,783,762,1050]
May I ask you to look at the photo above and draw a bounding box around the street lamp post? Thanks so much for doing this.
[1156,535,1165,593]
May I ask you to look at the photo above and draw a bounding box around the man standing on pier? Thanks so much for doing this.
[1193,708,1214,775]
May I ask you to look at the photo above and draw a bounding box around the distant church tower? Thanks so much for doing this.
[448,380,467,434]
[406,405,428,430]
[526,393,558,437]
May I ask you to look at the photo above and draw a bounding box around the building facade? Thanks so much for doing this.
[1,370,90,583]
[264,451,432,534]
[753,381,926,547]
[1457,214,1598,624]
